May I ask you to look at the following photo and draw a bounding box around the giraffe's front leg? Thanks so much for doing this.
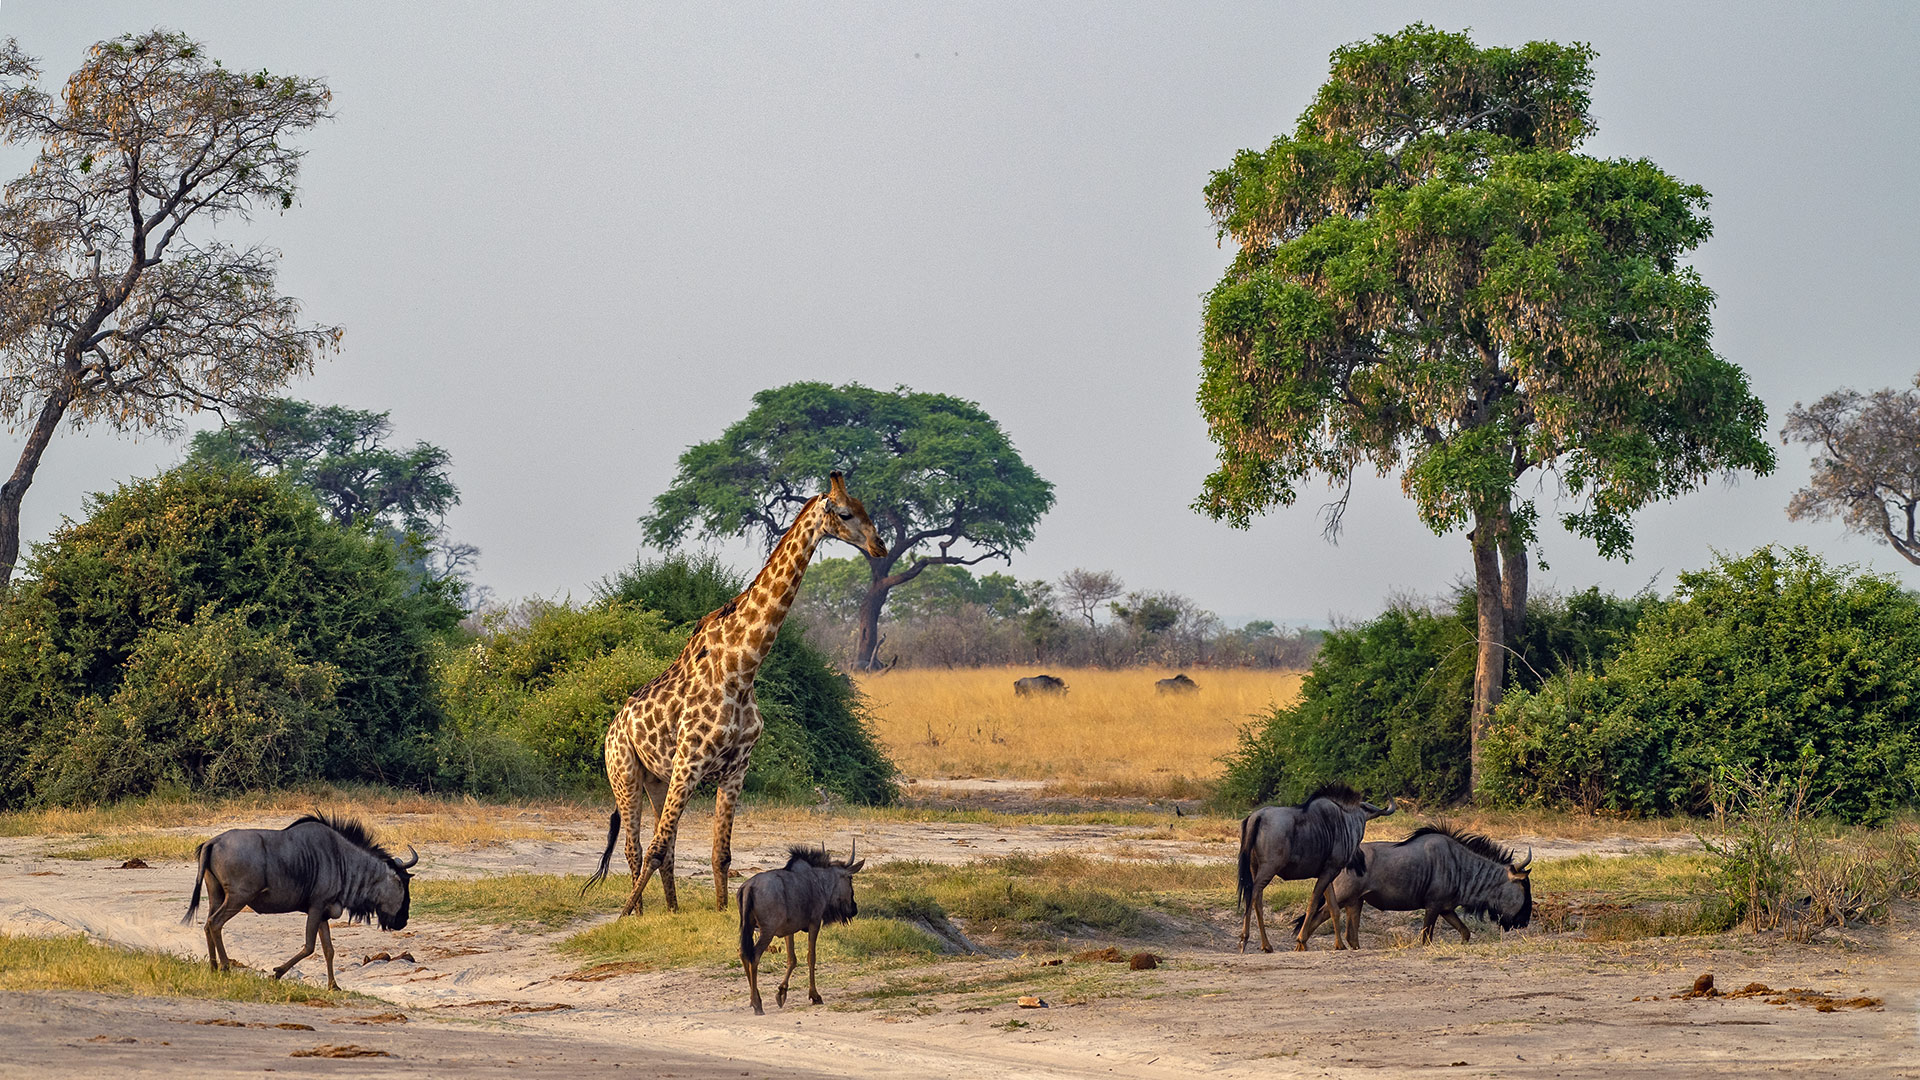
[712,769,748,911]
[631,757,700,916]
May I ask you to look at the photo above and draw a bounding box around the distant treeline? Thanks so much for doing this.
[790,558,1321,670]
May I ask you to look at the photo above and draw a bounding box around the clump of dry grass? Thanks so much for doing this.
[856,667,1303,796]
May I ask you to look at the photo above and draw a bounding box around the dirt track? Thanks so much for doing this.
[1,810,1914,1078]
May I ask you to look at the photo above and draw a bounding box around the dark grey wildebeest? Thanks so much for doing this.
[1155,673,1199,694]
[1014,674,1067,696]
[1297,826,1532,948]
[1237,783,1395,953]
[737,843,863,1014]
[182,814,417,990]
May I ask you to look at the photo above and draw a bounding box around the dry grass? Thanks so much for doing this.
[856,667,1304,796]
[0,933,361,1004]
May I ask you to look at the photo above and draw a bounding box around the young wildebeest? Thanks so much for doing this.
[1298,826,1533,948]
[1014,674,1067,695]
[737,843,863,1015]
[183,814,417,990]
[1237,783,1395,953]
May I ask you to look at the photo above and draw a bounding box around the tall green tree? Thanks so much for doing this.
[187,398,459,536]
[1195,25,1774,789]
[643,382,1054,669]
[0,33,339,585]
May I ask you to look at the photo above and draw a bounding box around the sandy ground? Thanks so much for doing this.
[1,806,1914,1079]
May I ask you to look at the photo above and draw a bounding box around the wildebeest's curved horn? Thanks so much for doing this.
[398,846,419,870]
[847,838,856,865]
[1517,847,1532,871]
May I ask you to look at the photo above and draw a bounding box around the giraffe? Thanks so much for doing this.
[586,471,886,916]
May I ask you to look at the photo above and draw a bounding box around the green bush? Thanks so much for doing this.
[1215,587,1646,811]
[0,467,459,807]
[45,607,341,804]
[1482,547,1920,824]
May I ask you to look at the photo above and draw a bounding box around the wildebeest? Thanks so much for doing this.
[1236,783,1395,953]
[1155,673,1199,694]
[737,843,864,1015]
[1014,674,1067,696]
[1297,826,1532,948]
[182,814,417,990]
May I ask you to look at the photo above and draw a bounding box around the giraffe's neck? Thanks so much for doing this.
[728,498,829,666]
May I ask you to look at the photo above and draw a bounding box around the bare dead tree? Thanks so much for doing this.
[1057,568,1123,629]
[1782,378,1920,565]
[0,32,339,583]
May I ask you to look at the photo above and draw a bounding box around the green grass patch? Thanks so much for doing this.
[46,833,205,863]
[1537,852,1713,904]
[411,873,629,929]
[559,903,943,972]
[0,933,363,1004]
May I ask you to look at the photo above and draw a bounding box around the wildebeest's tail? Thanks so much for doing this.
[1236,812,1261,915]
[582,810,620,895]
[737,880,757,963]
[181,840,211,924]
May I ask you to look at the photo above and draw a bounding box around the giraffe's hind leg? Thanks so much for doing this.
[606,738,649,918]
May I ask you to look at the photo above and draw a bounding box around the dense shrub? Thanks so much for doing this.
[0,467,460,807]
[1214,587,1647,812]
[45,608,342,804]
[1482,547,1920,824]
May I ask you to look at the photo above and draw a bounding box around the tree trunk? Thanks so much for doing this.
[852,581,891,671]
[1468,513,1506,796]
[1499,519,1528,656]
[0,382,76,587]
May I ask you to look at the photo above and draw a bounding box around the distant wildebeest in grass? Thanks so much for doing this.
[737,843,864,1015]
[1237,783,1395,953]
[1297,826,1533,948]
[1155,673,1199,694]
[1014,674,1067,695]
[183,814,417,990]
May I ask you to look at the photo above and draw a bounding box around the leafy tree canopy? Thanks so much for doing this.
[642,382,1053,668]
[187,398,459,536]
[0,32,338,583]
[1195,24,1774,781]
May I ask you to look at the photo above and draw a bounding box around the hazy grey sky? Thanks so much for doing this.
[2,2,1915,625]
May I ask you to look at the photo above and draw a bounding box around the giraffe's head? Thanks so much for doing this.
[821,471,887,558]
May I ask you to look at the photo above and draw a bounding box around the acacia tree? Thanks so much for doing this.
[643,382,1054,669]
[1782,377,1920,565]
[1195,25,1773,788]
[0,32,338,584]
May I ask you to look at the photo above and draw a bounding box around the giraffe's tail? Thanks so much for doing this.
[582,810,621,895]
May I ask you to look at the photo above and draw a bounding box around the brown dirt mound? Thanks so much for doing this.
[1074,946,1125,962]
[290,1044,393,1058]
[1674,975,1881,1010]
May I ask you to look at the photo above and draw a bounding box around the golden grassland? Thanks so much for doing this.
[0,933,362,1004]
[855,666,1305,796]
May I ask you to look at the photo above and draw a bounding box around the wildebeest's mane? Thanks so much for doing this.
[1299,782,1363,808]
[286,813,399,866]
[785,844,834,870]
[1403,825,1518,868]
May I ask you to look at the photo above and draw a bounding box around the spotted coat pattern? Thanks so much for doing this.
[602,473,885,915]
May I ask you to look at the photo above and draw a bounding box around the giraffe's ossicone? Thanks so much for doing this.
[585,472,886,916]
